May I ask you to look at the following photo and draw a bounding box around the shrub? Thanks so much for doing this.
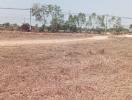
[21,23,30,32]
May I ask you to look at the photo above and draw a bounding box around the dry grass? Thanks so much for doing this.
[0,31,95,40]
[0,31,132,100]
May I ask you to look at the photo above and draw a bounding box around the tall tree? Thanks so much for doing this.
[91,13,97,29]
[114,17,122,32]
[97,15,105,29]
[108,16,122,32]
[32,3,50,31]
[32,4,64,32]
[67,15,77,32]
[129,24,132,32]
[86,16,92,32]
[77,13,86,32]
[108,16,116,32]
[50,5,64,32]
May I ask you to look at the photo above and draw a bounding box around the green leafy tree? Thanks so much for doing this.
[129,24,132,32]
[32,4,64,32]
[77,13,86,32]
[108,16,122,32]
[49,5,64,32]
[63,21,70,32]
[66,15,78,32]
[86,16,92,32]
[114,17,122,32]
[108,16,116,32]
[97,15,105,29]
[91,13,97,29]
[32,3,50,31]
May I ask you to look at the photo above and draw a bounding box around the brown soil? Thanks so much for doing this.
[0,31,132,100]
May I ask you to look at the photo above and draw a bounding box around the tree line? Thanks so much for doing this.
[32,3,130,33]
[0,4,131,33]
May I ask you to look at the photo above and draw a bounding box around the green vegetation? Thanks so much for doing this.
[31,3,131,34]
[0,3,131,34]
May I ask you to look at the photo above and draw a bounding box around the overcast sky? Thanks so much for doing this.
[0,0,132,16]
[0,0,132,24]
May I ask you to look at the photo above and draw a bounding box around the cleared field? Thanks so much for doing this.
[0,31,132,100]
[0,31,96,40]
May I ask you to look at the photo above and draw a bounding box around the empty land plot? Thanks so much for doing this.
[0,31,132,100]
[0,31,95,40]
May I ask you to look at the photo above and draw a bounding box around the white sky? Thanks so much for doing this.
[0,0,132,26]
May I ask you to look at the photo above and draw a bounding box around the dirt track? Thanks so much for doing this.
[0,35,132,46]
[0,36,108,46]
[0,36,109,46]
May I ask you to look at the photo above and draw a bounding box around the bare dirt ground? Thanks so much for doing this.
[0,31,132,100]
[0,36,108,46]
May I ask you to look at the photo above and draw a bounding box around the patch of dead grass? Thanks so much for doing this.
[0,33,132,100]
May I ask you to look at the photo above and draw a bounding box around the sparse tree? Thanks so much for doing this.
[86,16,92,32]
[115,17,122,32]
[77,13,86,32]
[97,15,105,29]
[108,16,116,32]
[49,5,64,32]
[91,13,97,29]
[67,15,77,32]
[32,3,50,31]
[129,24,132,32]
[3,22,10,28]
